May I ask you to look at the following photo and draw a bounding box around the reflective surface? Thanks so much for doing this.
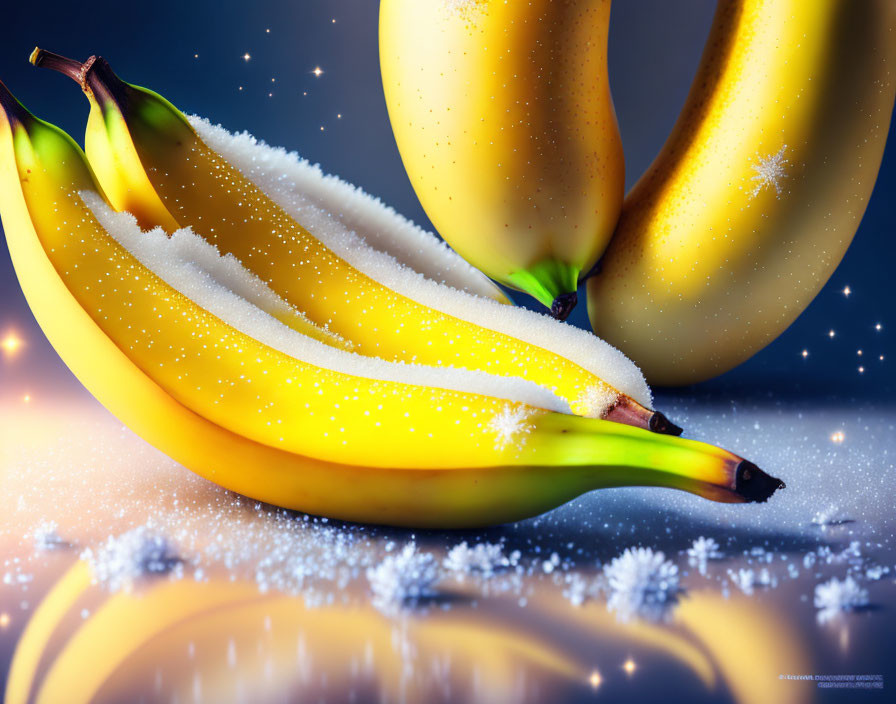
[1,391,893,703]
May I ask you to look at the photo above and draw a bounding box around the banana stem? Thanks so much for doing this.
[605,395,683,436]
[29,48,85,86]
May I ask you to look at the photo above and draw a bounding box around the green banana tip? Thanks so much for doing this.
[735,460,786,503]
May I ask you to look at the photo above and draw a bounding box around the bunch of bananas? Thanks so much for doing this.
[0,46,783,529]
[381,0,896,382]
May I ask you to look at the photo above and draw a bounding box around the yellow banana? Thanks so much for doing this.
[379,0,624,319]
[586,0,896,385]
[0,82,782,527]
[33,50,676,433]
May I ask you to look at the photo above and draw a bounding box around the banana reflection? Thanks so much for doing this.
[7,563,815,704]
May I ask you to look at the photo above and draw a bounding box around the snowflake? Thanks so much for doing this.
[367,542,439,612]
[750,145,789,199]
[604,547,681,622]
[865,565,890,581]
[488,405,534,451]
[33,521,68,551]
[563,573,600,607]
[571,384,618,419]
[686,537,723,575]
[814,576,869,623]
[443,541,507,580]
[728,568,756,595]
[80,526,182,592]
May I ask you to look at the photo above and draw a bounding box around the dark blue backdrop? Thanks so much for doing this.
[0,0,892,400]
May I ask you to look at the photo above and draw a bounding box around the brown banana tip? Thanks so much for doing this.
[648,411,683,436]
[550,291,577,321]
[735,460,785,503]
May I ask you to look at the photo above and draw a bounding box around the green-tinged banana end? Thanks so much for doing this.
[735,461,786,503]
[507,259,581,319]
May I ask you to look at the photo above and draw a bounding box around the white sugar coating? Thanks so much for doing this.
[572,384,619,419]
[80,526,181,593]
[814,575,869,623]
[189,117,503,302]
[190,118,652,409]
[83,192,570,415]
[443,541,507,579]
[367,542,440,611]
[603,547,680,622]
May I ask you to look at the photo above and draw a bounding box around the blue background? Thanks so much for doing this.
[0,0,892,400]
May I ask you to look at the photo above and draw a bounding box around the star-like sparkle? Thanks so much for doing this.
[312,66,324,77]
[750,145,789,199]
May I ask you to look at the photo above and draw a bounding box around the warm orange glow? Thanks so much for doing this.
[830,431,845,444]
[588,670,602,688]
[23,394,31,403]
[623,658,636,675]
[0,612,9,628]
[1,331,23,357]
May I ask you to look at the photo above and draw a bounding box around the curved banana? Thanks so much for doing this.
[0,83,782,527]
[380,0,624,319]
[32,51,676,433]
[586,0,896,385]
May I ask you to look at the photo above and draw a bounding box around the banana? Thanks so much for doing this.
[586,0,896,385]
[379,0,624,319]
[32,51,679,434]
[0,82,782,527]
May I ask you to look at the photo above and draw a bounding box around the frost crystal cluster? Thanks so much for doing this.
[603,547,680,621]
[367,542,440,612]
[80,526,181,592]
[814,576,869,623]
[687,536,723,575]
[443,541,507,580]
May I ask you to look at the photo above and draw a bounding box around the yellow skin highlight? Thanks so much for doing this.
[380,0,624,308]
[0,95,754,528]
[587,0,896,385]
[82,87,632,421]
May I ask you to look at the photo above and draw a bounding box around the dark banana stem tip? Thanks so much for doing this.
[648,411,684,436]
[550,291,577,321]
[735,460,786,503]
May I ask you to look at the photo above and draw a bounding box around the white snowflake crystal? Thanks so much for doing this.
[686,537,723,575]
[563,573,600,607]
[728,568,756,595]
[814,576,869,623]
[750,145,789,199]
[443,541,507,580]
[367,542,439,612]
[33,521,67,551]
[865,565,890,581]
[488,406,534,452]
[80,526,181,592]
[604,547,680,622]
